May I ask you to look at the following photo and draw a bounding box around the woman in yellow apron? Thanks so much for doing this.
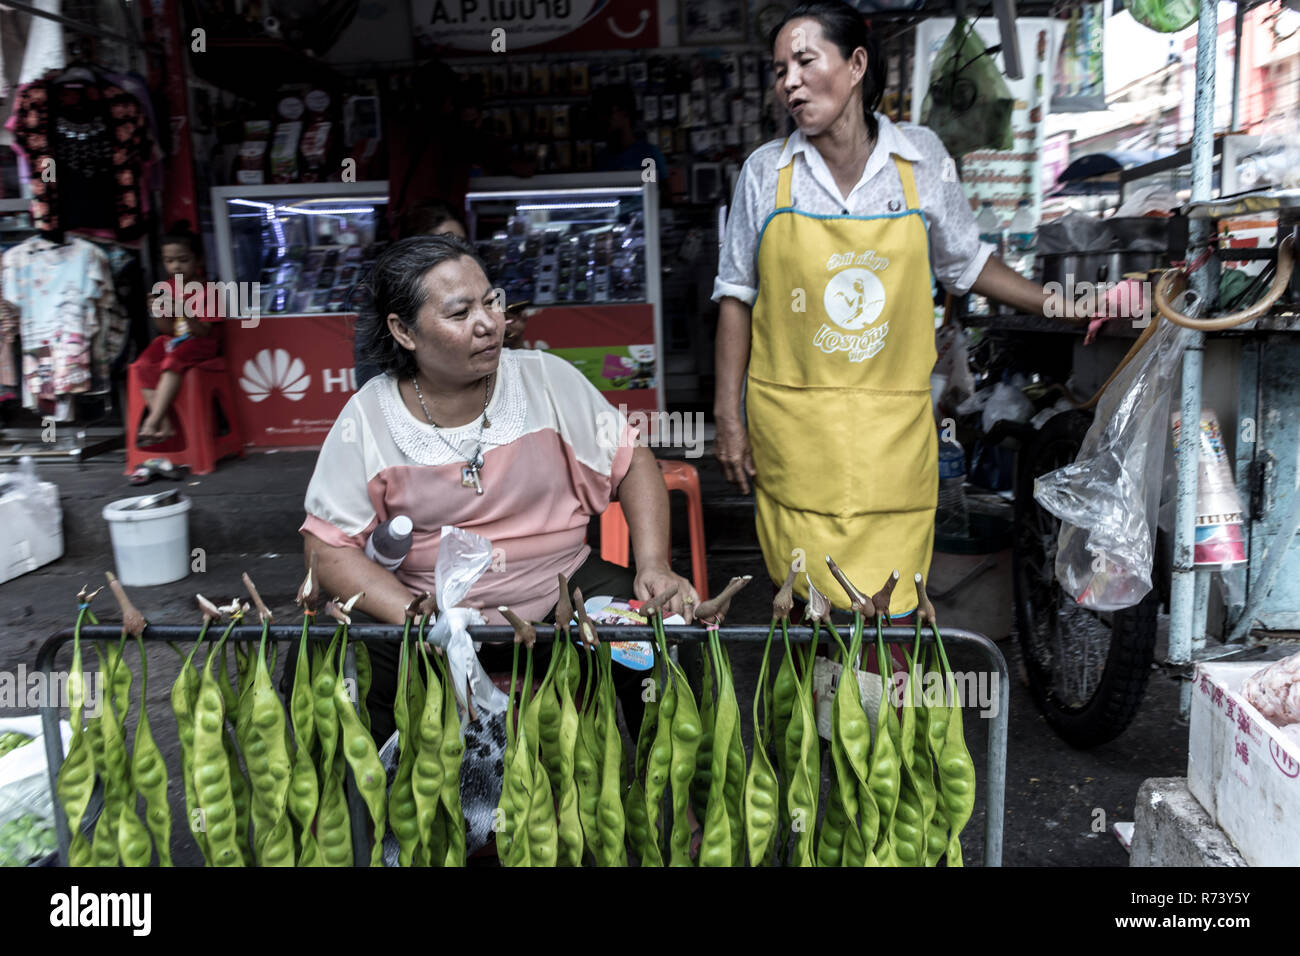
[713,1,1051,616]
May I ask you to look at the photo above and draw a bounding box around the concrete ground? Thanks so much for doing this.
[0,446,1254,866]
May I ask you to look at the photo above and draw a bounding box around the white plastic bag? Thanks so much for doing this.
[0,457,64,585]
[1243,651,1300,728]
[934,322,975,411]
[1034,302,1197,610]
[425,526,508,721]
[378,526,508,860]
[981,381,1036,433]
[0,716,72,832]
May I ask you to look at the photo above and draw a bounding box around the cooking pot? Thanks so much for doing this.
[1107,215,1189,253]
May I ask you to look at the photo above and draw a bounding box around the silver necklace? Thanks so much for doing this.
[411,372,494,494]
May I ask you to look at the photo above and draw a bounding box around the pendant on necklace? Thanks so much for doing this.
[482,414,491,429]
[462,463,484,494]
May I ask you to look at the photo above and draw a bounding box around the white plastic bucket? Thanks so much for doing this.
[101,495,193,587]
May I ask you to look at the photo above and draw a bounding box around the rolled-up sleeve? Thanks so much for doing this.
[712,156,762,306]
[300,399,378,549]
[910,126,996,295]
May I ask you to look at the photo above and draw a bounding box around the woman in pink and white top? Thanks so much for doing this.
[300,234,696,742]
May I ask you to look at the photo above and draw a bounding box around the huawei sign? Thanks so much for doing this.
[240,349,311,402]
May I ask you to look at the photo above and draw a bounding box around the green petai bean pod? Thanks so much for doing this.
[743,623,780,866]
[130,637,171,866]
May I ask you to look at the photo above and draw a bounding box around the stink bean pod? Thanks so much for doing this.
[932,627,976,867]
[333,635,387,867]
[191,623,247,867]
[594,646,626,867]
[56,604,98,868]
[131,636,171,866]
[743,622,780,866]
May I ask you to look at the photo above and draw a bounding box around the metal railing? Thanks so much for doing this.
[35,623,1008,867]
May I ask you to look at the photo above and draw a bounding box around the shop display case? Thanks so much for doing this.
[209,181,390,448]
[211,181,390,318]
[0,198,35,251]
[466,172,663,412]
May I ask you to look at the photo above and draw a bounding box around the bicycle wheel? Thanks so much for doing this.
[1012,410,1159,748]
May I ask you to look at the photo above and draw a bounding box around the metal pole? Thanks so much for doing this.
[36,639,71,866]
[985,634,1010,867]
[1192,568,1212,665]
[1172,0,1220,718]
[1230,1,1245,130]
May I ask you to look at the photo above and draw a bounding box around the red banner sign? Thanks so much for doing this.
[412,0,660,53]
[225,306,657,447]
[223,315,358,447]
[523,303,658,413]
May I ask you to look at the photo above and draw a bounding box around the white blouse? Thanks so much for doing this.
[300,348,637,624]
[712,113,995,305]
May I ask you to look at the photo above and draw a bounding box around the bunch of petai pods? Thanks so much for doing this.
[53,561,977,867]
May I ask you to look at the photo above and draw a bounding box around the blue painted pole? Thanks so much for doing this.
[1171,0,1221,719]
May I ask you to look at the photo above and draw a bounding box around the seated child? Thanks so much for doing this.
[132,221,223,445]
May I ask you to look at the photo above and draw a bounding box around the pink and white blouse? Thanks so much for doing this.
[301,349,637,624]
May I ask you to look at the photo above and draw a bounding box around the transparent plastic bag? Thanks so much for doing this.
[1235,123,1300,190]
[934,322,975,411]
[0,716,73,866]
[921,19,1015,158]
[1034,300,1197,610]
[426,526,508,720]
[376,526,507,862]
[1036,211,1113,255]
[981,381,1035,433]
[1129,0,1198,32]
[1242,651,1300,728]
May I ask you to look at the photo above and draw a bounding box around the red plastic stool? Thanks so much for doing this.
[125,357,246,476]
[601,459,709,601]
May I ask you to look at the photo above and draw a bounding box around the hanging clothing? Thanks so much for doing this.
[2,235,115,418]
[0,294,18,399]
[714,117,995,617]
[6,73,152,241]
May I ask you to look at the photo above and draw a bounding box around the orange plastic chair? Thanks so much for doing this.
[125,357,246,476]
[601,459,709,601]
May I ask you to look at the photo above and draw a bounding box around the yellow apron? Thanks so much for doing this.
[748,152,937,616]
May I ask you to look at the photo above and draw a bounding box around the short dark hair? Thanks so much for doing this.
[398,199,465,239]
[354,235,490,379]
[770,1,887,141]
[161,219,204,259]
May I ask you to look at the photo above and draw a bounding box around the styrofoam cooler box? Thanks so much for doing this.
[0,480,63,585]
[1188,661,1300,866]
